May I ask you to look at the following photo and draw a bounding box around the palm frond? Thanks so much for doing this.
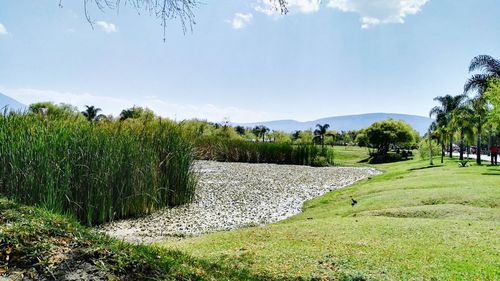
[464,73,490,95]
[469,55,500,76]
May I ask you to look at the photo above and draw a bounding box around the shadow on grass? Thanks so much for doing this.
[357,157,371,163]
[408,165,445,171]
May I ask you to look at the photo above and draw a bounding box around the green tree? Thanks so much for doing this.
[450,103,474,160]
[119,106,155,121]
[464,55,499,164]
[81,105,106,122]
[252,125,270,142]
[314,123,330,148]
[234,125,246,136]
[464,55,500,96]
[485,78,500,124]
[430,94,467,158]
[29,102,79,119]
[468,96,490,164]
[365,119,415,157]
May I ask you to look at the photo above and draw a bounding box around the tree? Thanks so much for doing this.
[485,78,500,124]
[252,125,270,142]
[468,96,490,164]
[314,123,330,148]
[430,94,467,158]
[29,102,79,119]
[81,105,106,122]
[464,55,499,164]
[234,125,246,136]
[464,55,500,97]
[450,103,474,160]
[119,106,155,121]
[365,119,415,157]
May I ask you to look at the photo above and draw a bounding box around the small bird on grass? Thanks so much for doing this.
[351,197,358,207]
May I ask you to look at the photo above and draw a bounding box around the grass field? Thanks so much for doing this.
[162,153,500,280]
[1,146,499,280]
[331,145,372,166]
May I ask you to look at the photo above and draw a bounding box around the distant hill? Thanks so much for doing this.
[0,93,27,112]
[235,113,433,135]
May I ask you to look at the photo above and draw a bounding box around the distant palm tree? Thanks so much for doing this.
[252,125,269,142]
[430,94,467,158]
[82,105,105,122]
[464,55,499,165]
[259,126,270,142]
[314,123,330,149]
[119,108,135,121]
[234,125,246,136]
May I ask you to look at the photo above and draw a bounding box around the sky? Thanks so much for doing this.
[0,0,499,123]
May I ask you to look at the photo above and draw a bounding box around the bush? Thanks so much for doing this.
[0,114,197,225]
[418,138,441,160]
[311,156,329,167]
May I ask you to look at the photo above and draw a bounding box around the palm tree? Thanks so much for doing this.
[430,94,467,158]
[450,104,474,161]
[468,96,489,164]
[252,125,270,142]
[314,123,330,149]
[464,55,499,165]
[119,108,135,121]
[429,114,448,163]
[464,55,500,96]
[81,105,105,122]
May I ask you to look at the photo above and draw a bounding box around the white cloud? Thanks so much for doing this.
[328,0,429,28]
[95,21,117,33]
[0,87,275,123]
[252,0,428,28]
[255,0,321,16]
[227,13,254,29]
[0,23,8,35]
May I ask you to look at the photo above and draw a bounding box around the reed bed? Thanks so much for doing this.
[0,114,197,225]
[195,137,334,166]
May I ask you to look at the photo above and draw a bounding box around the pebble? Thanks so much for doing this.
[99,161,380,244]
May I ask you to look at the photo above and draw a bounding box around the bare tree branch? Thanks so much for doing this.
[61,0,288,40]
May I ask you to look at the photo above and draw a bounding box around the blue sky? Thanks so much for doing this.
[0,0,499,123]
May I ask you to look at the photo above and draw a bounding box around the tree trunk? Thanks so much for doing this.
[428,130,433,165]
[476,126,482,165]
[459,131,464,161]
[441,142,445,163]
[449,134,453,158]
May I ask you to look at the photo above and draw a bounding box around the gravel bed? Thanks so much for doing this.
[99,161,380,244]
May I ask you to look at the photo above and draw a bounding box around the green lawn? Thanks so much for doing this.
[162,157,500,280]
[332,145,372,166]
[2,149,499,280]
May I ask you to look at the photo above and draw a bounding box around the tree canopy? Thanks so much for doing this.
[365,119,416,155]
[29,102,79,119]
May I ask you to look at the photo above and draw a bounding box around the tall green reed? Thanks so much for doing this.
[195,137,334,166]
[0,114,196,225]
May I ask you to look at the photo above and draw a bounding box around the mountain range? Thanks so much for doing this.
[0,93,27,112]
[235,113,433,135]
[0,93,432,134]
